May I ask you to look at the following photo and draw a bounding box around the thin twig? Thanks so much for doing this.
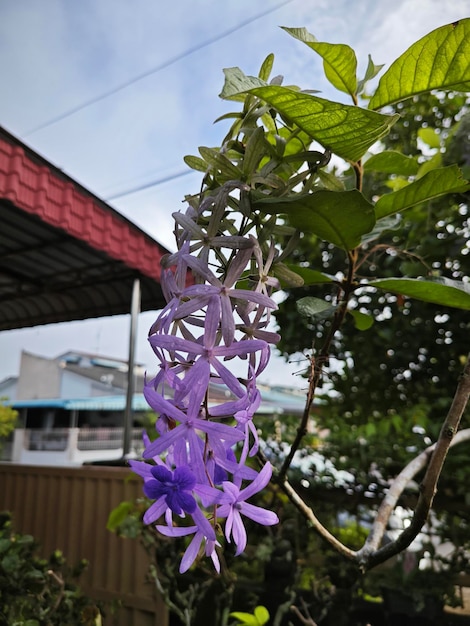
[290,597,319,626]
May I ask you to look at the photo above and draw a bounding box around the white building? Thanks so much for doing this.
[0,349,307,466]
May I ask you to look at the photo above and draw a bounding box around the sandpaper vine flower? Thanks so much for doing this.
[131,170,282,572]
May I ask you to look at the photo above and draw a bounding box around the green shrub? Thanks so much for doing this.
[0,512,102,626]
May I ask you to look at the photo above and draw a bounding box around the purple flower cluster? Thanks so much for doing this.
[131,183,280,572]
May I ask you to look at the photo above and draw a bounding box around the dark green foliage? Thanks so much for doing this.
[276,91,470,480]
[0,512,102,626]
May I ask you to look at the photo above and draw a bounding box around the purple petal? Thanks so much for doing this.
[194,483,222,506]
[180,532,203,573]
[156,524,198,538]
[230,288,277,309]
[149,334,204,357]
[191,506,216,541]
[143,385,188,423]
[143,498,168,525]
[174,465,197,491]
[143,480,166,500]
[220,295,235,345]
[231,510,247,555]
[213,338,268,359]
[151,465,172,482]
[173,491,197,515]
[142,425,182,458]
[239,501,279,526]
[204,296,222,349]
[128,459,153,480]
[197,419,245,445]
[239,462,273,501]
[224,246,254,286]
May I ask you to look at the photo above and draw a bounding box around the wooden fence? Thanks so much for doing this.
[0,463,169,626]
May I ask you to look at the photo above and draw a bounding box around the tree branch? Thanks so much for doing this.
[358,353,470,569]
[279,477,356,561]
[277,355,470,574]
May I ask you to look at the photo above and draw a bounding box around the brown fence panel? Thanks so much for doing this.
[0,463,168,626]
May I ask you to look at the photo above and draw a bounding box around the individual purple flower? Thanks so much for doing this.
[174,250,277,346]
[142,383,244,483]
[216,463,279,555]
[143,465,197,521]
[149,296,271,401]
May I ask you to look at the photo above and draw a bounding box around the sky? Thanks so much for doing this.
[0,0,468,388]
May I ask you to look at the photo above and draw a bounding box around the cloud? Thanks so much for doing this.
[0,0,468,383]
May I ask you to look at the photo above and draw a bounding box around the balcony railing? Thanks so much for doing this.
[26,428,69,451]
[1,427,147,465]
[77,427,145,452]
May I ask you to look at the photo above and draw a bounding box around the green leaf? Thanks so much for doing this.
[184,155,208,173]
[416,152,442,178]
[285,263,334,285]
[360,215,401,245]
[198,146,243,179]
[348,309,374,330]
[282,27,357,96]
[106,501,133,532]
[229,612,258,626]
[254,606,270,626]
[369,19,470,110]
[258,54,274,81]
[363,151,419,176]
[297,296,332,318]
[255,190,375,250]
[272,262,305,288]
[220,67,267,102]
[418,127,441,149]
[357,54,385,94]
[248,86,398,161]
[243,127,266,177]
[1,552,21,573]
[369,277,470,310]
[317,168,346,191]
[375,165,469,219]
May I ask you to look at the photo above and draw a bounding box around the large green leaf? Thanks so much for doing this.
[364,151,419,176]
[285,264,335,285]
[369,277,470,310]
[282,27,358,96]
[375,165,469,219]
[248,86,398,162]
[255,189,375,250]
[369,19,470,110]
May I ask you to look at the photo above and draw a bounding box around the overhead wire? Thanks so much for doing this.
[105,168,194,201]
[22,0,296,137]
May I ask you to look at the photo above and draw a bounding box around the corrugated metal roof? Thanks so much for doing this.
[10,395,149,411]
[9,393,287,414]
[0,126,181,331]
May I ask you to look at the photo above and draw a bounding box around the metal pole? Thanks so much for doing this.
[123,277,141,458]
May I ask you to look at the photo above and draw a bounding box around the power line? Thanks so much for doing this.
[23,0,296,137]
[105,168,195,201]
